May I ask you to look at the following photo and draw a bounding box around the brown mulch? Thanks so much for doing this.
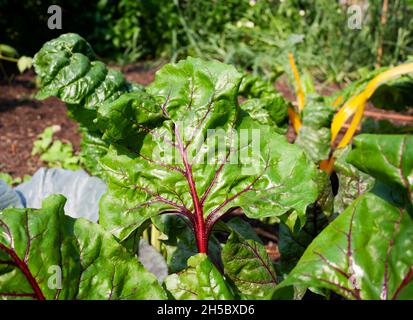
[0,64,159,179]
[0,71,79,177]
[120,63,161,85]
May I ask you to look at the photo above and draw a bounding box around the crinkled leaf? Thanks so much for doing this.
[240,96,289,134]
[33,34,94,82]
[0,195,166,300]
[276,193,413,300]
[96,90,164,147]
[295,100,335,163]
[98,57,319,240]
[33,33,130,119]
[33,33,133,175]
[165,254,234,300]
[239,73,279,98]
[238,73,289,133]
[222,232,277,299]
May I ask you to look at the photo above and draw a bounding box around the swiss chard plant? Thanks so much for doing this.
[1,33,412,300]
[279,55,413,299]
[0,195,165,300]
[32,33,319,254]
[277,134,413,300]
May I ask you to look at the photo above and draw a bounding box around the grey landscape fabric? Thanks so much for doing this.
[15,168,107,222]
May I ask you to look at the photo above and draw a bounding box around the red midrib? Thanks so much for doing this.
[0,243,46,300]
[187,171,207,253]
[175,126,207,253]
[182,148,207,253]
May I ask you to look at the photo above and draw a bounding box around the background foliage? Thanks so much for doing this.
[1,0,412,82]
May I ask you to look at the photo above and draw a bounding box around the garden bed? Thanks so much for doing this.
[2,68,412,179]
[0,64,158,178]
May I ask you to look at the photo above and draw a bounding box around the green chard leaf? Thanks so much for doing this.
[347,134,413,203]
[222,232,277,299]
[33,33,133,175]
[238,74,289,133]
[97,57,319,241]
[276,192,413,300]
[278,134,413,300]
[239,96,289,135]
[165,254,234,300]
[238,73,279,98]
[278,205,330,275]
[295,99,335,163]
[0,195,166,300]
[79,130,110,178]
[223,217,263,244]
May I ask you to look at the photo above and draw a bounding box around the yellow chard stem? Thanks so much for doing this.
[321,62,413,175]
[331,62,413,149]
[289,53,305,113]
[288,107,302,133]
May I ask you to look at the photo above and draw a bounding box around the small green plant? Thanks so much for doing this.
[32,125,81,170]
[0,172,30,187]
[0,44,32,80]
